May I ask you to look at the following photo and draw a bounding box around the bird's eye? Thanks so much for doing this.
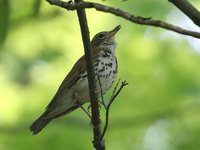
[98,33,105,38]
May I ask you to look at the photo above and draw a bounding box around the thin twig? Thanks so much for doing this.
[111,79,121,102]
[46,0,200,39]
[100,81,128,141]
[78,104,92,118]
[97,74,107,109]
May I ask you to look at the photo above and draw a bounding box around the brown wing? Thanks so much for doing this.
[56,46,101,91]
[58,56,86,90]
[46,46,102,109]
[47,56,86,108]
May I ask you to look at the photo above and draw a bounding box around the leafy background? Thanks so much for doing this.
[0,0,200,150]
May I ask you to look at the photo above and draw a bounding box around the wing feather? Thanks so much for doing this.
[47,56,86,108]
[46,46,102,109]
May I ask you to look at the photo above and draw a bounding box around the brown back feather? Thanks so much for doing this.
[47,46,103,109]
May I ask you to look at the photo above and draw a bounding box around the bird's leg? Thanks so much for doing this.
[73,91,91,119]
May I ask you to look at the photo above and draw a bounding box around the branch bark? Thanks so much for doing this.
[46,0,200,39]
[74,0,104,149]
[169,0,200,27]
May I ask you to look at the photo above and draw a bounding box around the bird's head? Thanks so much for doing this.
[91,25,121,48]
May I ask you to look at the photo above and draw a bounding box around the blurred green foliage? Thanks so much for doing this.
[0,0,9,45]
[0,0,200,150]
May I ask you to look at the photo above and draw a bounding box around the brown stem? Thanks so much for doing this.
[74,0,104,149]
[100,81,128,141]
[169,0,200,27]
[46,0,200,39]
[98,74,107,109]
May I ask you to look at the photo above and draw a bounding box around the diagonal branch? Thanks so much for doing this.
[169,0,200,27]
[46,0,200,39]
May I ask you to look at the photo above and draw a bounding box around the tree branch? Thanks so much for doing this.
[169,0,200,27]
[97,74,107,109]
[74,0,104,149]
[100,80,128,141]
[46,0,200,39]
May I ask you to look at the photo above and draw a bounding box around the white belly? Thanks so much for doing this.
[73,55,117,101]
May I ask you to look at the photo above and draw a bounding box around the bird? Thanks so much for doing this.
[30,25,121,135]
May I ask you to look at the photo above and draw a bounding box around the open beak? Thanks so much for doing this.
[107,25,121,39]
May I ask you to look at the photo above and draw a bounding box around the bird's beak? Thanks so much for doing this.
[107,25,121,39]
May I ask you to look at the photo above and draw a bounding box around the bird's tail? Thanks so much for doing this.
[30,111,52,135]
[30,105,79,135]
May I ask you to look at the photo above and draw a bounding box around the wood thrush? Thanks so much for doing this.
[30,25,121,134]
